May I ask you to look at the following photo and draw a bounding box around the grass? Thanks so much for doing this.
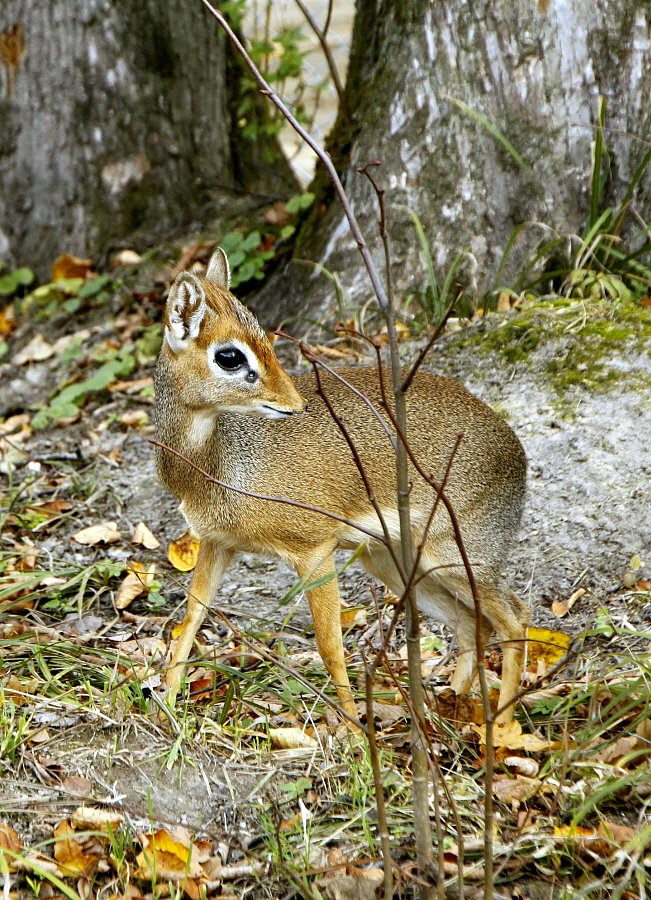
[2,502,650,900]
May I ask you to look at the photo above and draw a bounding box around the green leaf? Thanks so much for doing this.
[285,192,315,214]
[78,273,111,298]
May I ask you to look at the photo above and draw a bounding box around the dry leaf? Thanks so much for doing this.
[51,253,93,281]
[0,822,22,869]
[504,755,540,777]
[552,587,586,617]
[473,719,563,751]
[526,626,571,668]
[72,521,121,545]
[0,302,16,338]
[168,529,200,571]
[132,521,160,549]
[72,807,124,830]
[110,249,143,268]
[53,820,100,877]
[62,777,93,797]
[13,333,55,365]
[118,409,149,427]
[115,562,156,610]
[109,376,153,394]
[136,828,203,881]
[269,727,318,750]
[493,775,543,809]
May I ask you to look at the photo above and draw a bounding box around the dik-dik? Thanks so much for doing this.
[154,249,529,724]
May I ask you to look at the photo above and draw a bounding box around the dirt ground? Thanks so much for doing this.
[1,288,650,898]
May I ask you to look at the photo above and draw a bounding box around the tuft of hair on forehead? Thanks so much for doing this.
[200,278,267,341]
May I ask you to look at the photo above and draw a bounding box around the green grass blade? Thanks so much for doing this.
[447,96,546,205]
[589,95,607,232]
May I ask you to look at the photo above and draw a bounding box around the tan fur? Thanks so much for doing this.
[154,250,529,725]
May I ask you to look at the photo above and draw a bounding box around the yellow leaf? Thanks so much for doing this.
[72,521,121,545]
[53,820,100,877]
[51,253,93,281]
[136,828,203,880]
[526,626,571,667]
[132,521,160,550]
[473,719,563,751]
[168,530,200,571]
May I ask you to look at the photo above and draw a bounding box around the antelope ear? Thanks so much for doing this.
[205,247,230,290]
[165,273,207,352]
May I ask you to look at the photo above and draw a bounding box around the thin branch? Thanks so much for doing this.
[363,655,394,898]
[197,0,390,315]
[276,329,397,449]
[149,438,385,544]
[294,0,347,114]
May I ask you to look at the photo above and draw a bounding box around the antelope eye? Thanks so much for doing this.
[215,347,246,370]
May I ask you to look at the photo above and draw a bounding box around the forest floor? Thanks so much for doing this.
[0,250,650,899]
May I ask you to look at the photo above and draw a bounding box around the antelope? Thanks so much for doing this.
[154,248,529,724]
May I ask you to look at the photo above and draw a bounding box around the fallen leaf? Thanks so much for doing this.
[110,249,143,268]
[526,626,571,669]
[0,302,16,337]
[504,755,540,777]
[51,253,93,281]
[118,409,149,428]
[168,529,200,571]
[72,807,124,830]
[72,521,121,545]
[473,719,563,751]
[269,727,318,750]
[13,333,55,365]
[135,828,203,881]
[0,822,23,869]
[493,775,543,809]
[109,376,154,394]
[132,522,160,549]
[115,563,156,609]
[62,777,93,797]
[552,587,586,617]
[54,820,100,877]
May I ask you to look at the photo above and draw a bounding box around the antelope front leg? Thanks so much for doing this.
[295,552,359,728]
[165,540,232,707]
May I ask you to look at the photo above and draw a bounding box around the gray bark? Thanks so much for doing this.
[0,1,294,279]
[255,0,651,324]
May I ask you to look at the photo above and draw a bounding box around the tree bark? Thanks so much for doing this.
[0,1,295,279]
[255,0,651,324]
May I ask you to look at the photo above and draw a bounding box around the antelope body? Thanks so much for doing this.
[154,249,529,724]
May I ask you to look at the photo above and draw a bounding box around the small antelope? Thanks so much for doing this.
[154,249,529,724]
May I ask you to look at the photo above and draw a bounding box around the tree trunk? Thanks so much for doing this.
[255,0,651,324]
[0,1,295,279]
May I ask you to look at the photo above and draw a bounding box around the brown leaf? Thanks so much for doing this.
[53,820,100,877]
[51,254,94,282]
[168,529,200,571]
[115,563,156,610]
[493,775,543,810]
[0,822,23,869]
[72,521,121,545]
[62,777,93,798]
[109,249,143,268]
[552,587,586,617]
[118,409,149,428]
[474,719,563,751]
[132,522,160,550]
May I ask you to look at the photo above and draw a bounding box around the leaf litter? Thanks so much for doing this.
[0,252,650,897]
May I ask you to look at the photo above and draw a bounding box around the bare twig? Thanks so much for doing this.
[294,0,347,114]
[149,438,384,544]
[363,655,394,898]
